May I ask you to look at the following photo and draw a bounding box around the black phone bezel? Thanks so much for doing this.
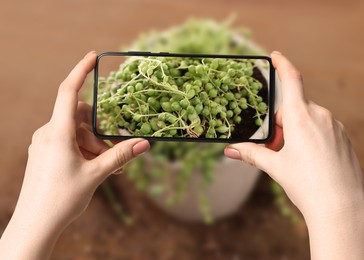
[93,51,275,144]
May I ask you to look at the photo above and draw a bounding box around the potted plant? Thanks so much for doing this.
[95,18,283,223]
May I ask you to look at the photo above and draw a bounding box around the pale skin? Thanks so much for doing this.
[0,51,363,259]
[0,51,150,259]
[225,51,364,259]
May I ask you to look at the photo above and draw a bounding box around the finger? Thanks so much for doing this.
[79,147,98,160]
[111,167,124,175]
[271,51,306,107]
[265,124,284,151]
[76,126,109,156]
[51,51,97,131]
[110,140,122,145]
[89,138,150,183]
[75,101,93,127]
[265,107,284,151]
[275,105,283,127]
[224,143,277,175]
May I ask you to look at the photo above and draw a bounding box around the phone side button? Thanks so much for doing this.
[127,51,151,55]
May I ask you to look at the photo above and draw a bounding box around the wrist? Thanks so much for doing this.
[0,200,67,260]
[304,197,364,260]
[303,188,364,225]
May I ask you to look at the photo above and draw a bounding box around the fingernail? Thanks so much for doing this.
[132,140,150,156]
[84,50,96,59]
[224,148,241,160]
[271,51,282,56]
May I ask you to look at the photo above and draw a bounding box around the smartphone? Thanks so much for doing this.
[93,51,275,143]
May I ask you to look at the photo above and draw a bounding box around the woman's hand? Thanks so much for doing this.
[0,51,150,260]
[225,51,364,260]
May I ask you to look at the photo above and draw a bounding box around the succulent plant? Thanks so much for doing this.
[91,18,302,227]
[97,55,268,140]
[111,18,268,223]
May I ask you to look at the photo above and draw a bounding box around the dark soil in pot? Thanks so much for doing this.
[231,67,268,139]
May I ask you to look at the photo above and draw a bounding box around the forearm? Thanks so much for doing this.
[0,205,65,260]
[306,202,364,260]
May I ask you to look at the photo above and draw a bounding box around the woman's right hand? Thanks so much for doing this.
[225,51,364,260]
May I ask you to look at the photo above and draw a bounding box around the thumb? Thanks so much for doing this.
[224,143,277,175]
[90,138,150,183]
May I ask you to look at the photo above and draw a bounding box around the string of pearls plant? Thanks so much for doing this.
[97,56,267,140]
[93,18,290,223]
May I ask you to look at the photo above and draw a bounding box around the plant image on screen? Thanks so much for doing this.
[89,18,297,225]
[96,55,269,140]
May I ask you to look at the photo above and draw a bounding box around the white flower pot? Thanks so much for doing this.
[147,50,282,222]
[125,26,283,222]
[149,157,262,222]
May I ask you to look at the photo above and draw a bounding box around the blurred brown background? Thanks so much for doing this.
[0,0,363,259]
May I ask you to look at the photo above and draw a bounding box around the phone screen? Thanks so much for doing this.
[93,52,275,143]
